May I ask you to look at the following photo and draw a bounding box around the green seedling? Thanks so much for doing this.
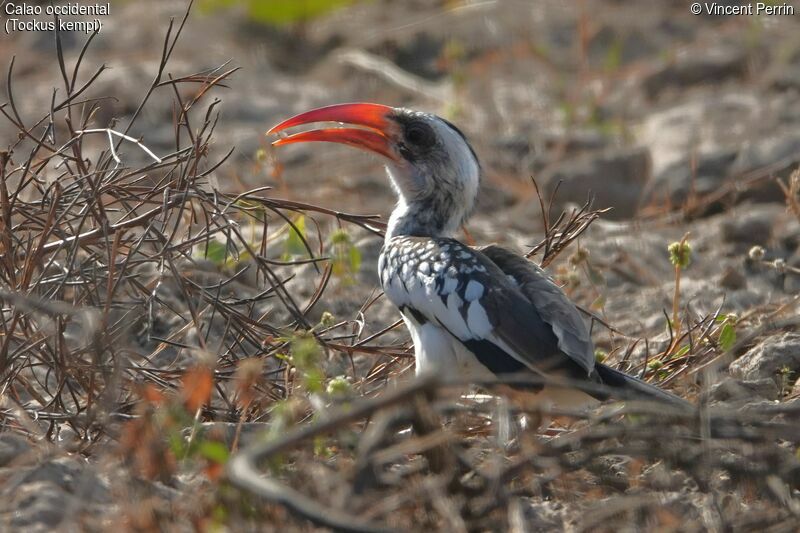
[200,0,359,26]
[330,228,361,284]
[668,234,692,333]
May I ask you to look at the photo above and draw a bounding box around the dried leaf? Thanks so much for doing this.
[182,366,214,411]
[138,384,166,405]
[234,357,264,408]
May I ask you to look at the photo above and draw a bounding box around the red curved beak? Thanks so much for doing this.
[267,103,398,162]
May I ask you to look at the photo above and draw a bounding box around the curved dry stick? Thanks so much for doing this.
[227,374,439,533]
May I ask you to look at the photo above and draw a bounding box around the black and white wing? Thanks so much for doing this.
[380,236,598,382]
[479,244,691,408]
[478,244,597,378]
[380,237,691,408]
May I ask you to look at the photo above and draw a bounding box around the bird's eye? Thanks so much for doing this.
[404,122,435,147]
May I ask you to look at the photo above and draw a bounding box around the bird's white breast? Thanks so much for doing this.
[402,314,494,381]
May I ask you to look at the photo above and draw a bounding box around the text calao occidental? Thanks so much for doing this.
[5,3,110,16]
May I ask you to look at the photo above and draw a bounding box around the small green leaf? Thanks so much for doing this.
[330,228,361,282]
[168,431,186,458]
[719,323,736,351]
[603,37,624,72]
[283,215,307,259]
[348,244,362,274]
[211,503,228,524]
[313,435,333,458]
[594,349,607,363]
[331,228,350,245]
[249,0,357,26]
[291,333,321,370]
[200,0,358,26]
[203,240,229,265]
[198,440,230,463]
[303,367,325,394]
[673,345,690,358]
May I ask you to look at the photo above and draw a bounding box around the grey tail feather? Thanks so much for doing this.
[594,362,693,410]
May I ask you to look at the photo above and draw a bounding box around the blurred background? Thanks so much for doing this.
[4,0,800,223]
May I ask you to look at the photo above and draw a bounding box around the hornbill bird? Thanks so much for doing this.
[269,103,691,410]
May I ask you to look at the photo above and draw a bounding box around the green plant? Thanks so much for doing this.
[594,349,608,363]
[198,238,252,269]
[290,331,325,394]
[119,365,229,484]
[603,36,624,72]
[647,359,669,380]
[283,214,309,260]
[668,234,692,333]
[326,375,352,396]
[330,228,362,283]
[199,0,359,26]
[778,366,795,397]
[716,313,738,352]
[748,242,800,276]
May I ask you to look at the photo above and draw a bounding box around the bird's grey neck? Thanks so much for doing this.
[386,197,463,240]
[383,162,478,240]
